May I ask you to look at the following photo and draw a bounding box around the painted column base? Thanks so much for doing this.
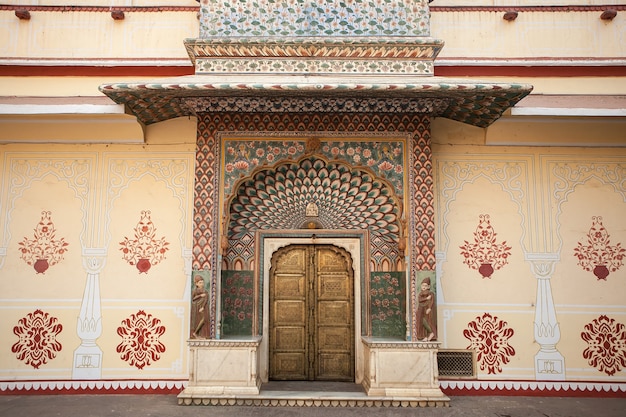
[72,344,103,380]
[535,349,566,380]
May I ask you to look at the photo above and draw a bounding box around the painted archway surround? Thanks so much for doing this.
[226,154,402,270]
[192,112,436,340]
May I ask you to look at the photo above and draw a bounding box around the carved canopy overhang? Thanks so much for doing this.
[99,75,532,128]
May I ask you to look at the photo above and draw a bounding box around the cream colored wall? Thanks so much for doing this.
[1,8,198,61]
[1,0,624,387]
[432,122,626,380]
[431,11,624,60]
[2,2,623,62]
[0,121,196,381]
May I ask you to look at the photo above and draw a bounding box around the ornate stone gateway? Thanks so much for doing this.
[100,0,532,407]
[270,245,354,381]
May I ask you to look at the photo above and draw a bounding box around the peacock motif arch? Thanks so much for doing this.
[224,155,403,271]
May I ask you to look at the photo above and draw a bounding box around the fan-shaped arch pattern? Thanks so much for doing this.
[226,156,401,268]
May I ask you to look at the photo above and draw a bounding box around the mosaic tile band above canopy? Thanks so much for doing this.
[99,76,532,128]
[199,0,433,38]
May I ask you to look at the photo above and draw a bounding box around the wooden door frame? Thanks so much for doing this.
[257,230,369,385]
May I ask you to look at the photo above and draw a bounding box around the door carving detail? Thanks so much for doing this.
[270,245,354,381]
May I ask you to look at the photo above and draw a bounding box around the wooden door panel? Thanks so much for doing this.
[275,275,306,297]
[315,247,353,381]
[318,275,349,298]
[270,248,308,380]
[272,300,306,325]
[272,352,307,380]
[318,353,352,380]
[270,245,353,381]
[318,301,350,324]
[318,326,351,350]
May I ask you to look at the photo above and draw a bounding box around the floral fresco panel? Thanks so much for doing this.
[370,271,406,339]
[223,139,405,197]
[221,270,254,337]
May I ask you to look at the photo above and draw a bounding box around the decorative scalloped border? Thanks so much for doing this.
[0,380,186,395]
[3,379,624,397]
[178,397,450,407]
[440,380,626,398]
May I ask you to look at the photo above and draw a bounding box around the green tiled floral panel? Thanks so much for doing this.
[200,0,431,38]
[370,271,406,339]
[221,270,254,336]
[223,139,405,197]
[196,59,432,75]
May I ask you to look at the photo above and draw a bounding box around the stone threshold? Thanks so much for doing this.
[177,381,450,407]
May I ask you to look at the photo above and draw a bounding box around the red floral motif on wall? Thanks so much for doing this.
[116,310,166,370]
[574,216,625,280]
[11,309,63,369]
[464,312,516,374]
[119,210,170,273]
[581,315,626,376]
[18,211,69,274]
[459,214,512,278]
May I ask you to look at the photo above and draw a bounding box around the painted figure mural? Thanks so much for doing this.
[191,275,210,339]
[416,276,436,341]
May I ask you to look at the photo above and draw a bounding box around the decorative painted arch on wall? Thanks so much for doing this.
[224,155,403,271]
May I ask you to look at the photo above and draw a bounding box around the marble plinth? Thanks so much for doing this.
[361,337,449,402]
[177,337,262,401]
[177,336,449,407]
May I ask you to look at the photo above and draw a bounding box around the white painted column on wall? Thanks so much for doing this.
[527,252,565,380]
[72,247,106,379]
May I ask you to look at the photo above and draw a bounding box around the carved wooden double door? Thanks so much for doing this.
[269,245,354,381]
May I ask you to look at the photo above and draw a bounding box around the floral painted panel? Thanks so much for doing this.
[370,271,406,339]
[18,211,69,274]
[574,216,625,280]
[464,313,515,375]
[116,310,167,370]
[459,214,512,279]
[223,139,405,197]
[119,210,170,274]
[581,315,626,376]
[200,0,431,38]
[12,309,63,369]
[221,270,254,336]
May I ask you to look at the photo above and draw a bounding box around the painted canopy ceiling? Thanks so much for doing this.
[100,77,531,128]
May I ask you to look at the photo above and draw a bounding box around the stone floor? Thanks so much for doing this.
[1,392,626,417]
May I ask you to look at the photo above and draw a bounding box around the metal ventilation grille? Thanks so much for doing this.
[437,349,476,379]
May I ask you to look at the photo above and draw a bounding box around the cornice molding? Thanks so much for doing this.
[431,5,626,12]
[3,5,624,13]
[0,5,198,12]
